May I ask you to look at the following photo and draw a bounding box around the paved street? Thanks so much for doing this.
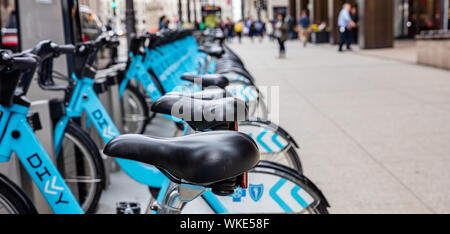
[227,38,450,214]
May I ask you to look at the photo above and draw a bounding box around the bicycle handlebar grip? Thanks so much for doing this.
[0,52,37,71]
[56,44,76,54]
[107,38,120,48]
[94,36,107,49]
[11,56,38,71]
[0,51,12,70]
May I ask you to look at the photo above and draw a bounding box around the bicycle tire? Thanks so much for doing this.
[254,161,330,214]
[57,122,105,214]
[239,121,303,173]
[0,174,38,214]
[121,85,150,134]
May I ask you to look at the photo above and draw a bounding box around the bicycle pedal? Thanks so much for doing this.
[116,202,141,214]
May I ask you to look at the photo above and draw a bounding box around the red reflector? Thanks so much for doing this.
[82,34,88,42]
[241,172,248,189]
[234,121,239,131]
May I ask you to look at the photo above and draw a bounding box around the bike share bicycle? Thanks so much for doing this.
[0,50,84,214]
[30,37,329,214]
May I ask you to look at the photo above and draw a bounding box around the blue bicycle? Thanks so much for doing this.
[0,50,84,214]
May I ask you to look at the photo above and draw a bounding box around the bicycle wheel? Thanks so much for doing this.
[183,161,329,214]
[0,174,37,214]
[121,85,150,134]
[57,122,105,214]
[239,121,303,173]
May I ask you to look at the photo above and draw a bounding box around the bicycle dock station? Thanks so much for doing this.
[0,0,330,216]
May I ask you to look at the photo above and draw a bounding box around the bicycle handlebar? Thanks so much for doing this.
[76,36,120,54]
[0,51,38,107]
[55,44,76,55]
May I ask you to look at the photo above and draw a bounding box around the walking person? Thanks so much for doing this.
[225,18,235,42]
[255,19,265,42]
[249,20,256,42]
[274,14,288,58]
[235,20,244,44]
[337,3,356,52]
[350,7,359,44]
[159,15,168,30]
[298,11,311,47]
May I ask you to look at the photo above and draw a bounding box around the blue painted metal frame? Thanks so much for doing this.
[0,104,83,214]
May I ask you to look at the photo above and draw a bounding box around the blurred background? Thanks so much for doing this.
[0,0,449,214]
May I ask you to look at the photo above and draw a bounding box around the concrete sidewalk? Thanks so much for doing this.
[228,38,450,214]
[354,40,418,64]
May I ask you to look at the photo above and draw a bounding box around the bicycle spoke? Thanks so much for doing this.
[64,177,102,184]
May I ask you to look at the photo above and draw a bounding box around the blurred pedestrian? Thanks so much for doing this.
[255,19,266,42]
[173,17,182,30]
[225,18,235,41]
[235,20,244,43]
[286,15,296,39]
[159,15,168,30]
[249,19,256,42]
[268,18,276,41]
[351,7,359,44]
[298,10,311,47]
[274,14,288,58]
[337,3,356,52]
[194,21,200,30]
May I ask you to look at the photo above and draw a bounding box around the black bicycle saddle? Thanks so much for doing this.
[199,43,224,58]
[103,131,260,185]
[182,74,230,89]
[166,89,232,100]
[151,95,248,131]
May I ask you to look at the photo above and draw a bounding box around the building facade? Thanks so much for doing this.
[78,0,235,32]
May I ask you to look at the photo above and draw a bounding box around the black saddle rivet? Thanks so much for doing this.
[12,130,20,139]
[83,95,88,101]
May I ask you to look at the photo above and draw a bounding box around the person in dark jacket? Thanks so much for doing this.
[159,15,168,30]
[298,11,311,47]
[350,7,359,44]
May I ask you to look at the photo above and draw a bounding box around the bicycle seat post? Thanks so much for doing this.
[150,182,207,214]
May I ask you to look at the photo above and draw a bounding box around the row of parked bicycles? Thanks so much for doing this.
[0,28,330,214]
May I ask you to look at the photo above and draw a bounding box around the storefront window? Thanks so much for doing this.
[410,0,442,34]
[1,0,19,52]
[396,0,448,37]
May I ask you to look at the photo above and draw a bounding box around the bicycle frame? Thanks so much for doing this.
[0,103,83,214]
[119,53,163,102]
